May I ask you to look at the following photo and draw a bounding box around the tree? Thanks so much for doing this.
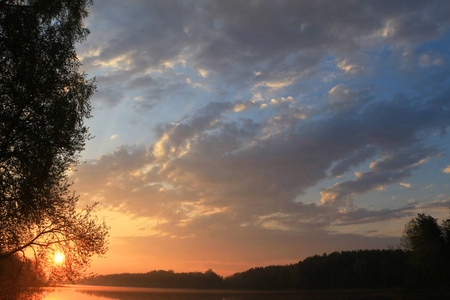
[402,213,445,252]
[442,218,450,250]
[402,213,450,290]
[0,0,107,289]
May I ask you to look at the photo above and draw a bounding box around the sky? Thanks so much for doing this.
[72,0,450,276]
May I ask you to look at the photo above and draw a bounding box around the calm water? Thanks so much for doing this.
[41,285,303,300]
[39,285,407,300]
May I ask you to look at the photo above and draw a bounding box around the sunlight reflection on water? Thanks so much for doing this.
[42,286,100,300]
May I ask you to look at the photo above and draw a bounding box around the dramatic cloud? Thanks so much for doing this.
[79,0,450,109]
[74,0,450,275]
[75,89,450,238]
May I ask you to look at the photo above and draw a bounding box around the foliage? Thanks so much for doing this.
[401,213,445,252]
[0,0,108,295]
[401,213,450,290]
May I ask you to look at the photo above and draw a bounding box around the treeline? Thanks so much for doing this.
[83,213,450,292]
[83,269,223,289]
[82,249,408,290]
[225,249,407,290]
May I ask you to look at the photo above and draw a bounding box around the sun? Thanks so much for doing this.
[54,252,65,264]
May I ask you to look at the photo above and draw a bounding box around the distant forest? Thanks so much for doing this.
[83,213,450,292]
[83,249,406,290]
[82,249,446,291]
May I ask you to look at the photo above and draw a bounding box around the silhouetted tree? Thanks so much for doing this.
[402,214,445,252]
[0,0,108,295]
[402,213,450,290]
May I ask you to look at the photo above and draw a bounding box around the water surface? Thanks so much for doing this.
[41,284,405,300]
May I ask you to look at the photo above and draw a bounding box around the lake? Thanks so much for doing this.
[39,284,414,300]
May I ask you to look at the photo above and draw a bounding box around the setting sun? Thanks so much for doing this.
[54,252,64,264]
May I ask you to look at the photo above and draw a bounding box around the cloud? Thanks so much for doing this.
[333,197,450,228]
[327,85,371,111]
[400,183,411,189]
[320,170,411,206]
[74,84,450,236]
[336,59,364,74]
[78,0,450,110]
[329,146,378,177]
[321,143,445,207]
[419,54,445,68]
[369,146,443,173]
[335,205,416,226]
